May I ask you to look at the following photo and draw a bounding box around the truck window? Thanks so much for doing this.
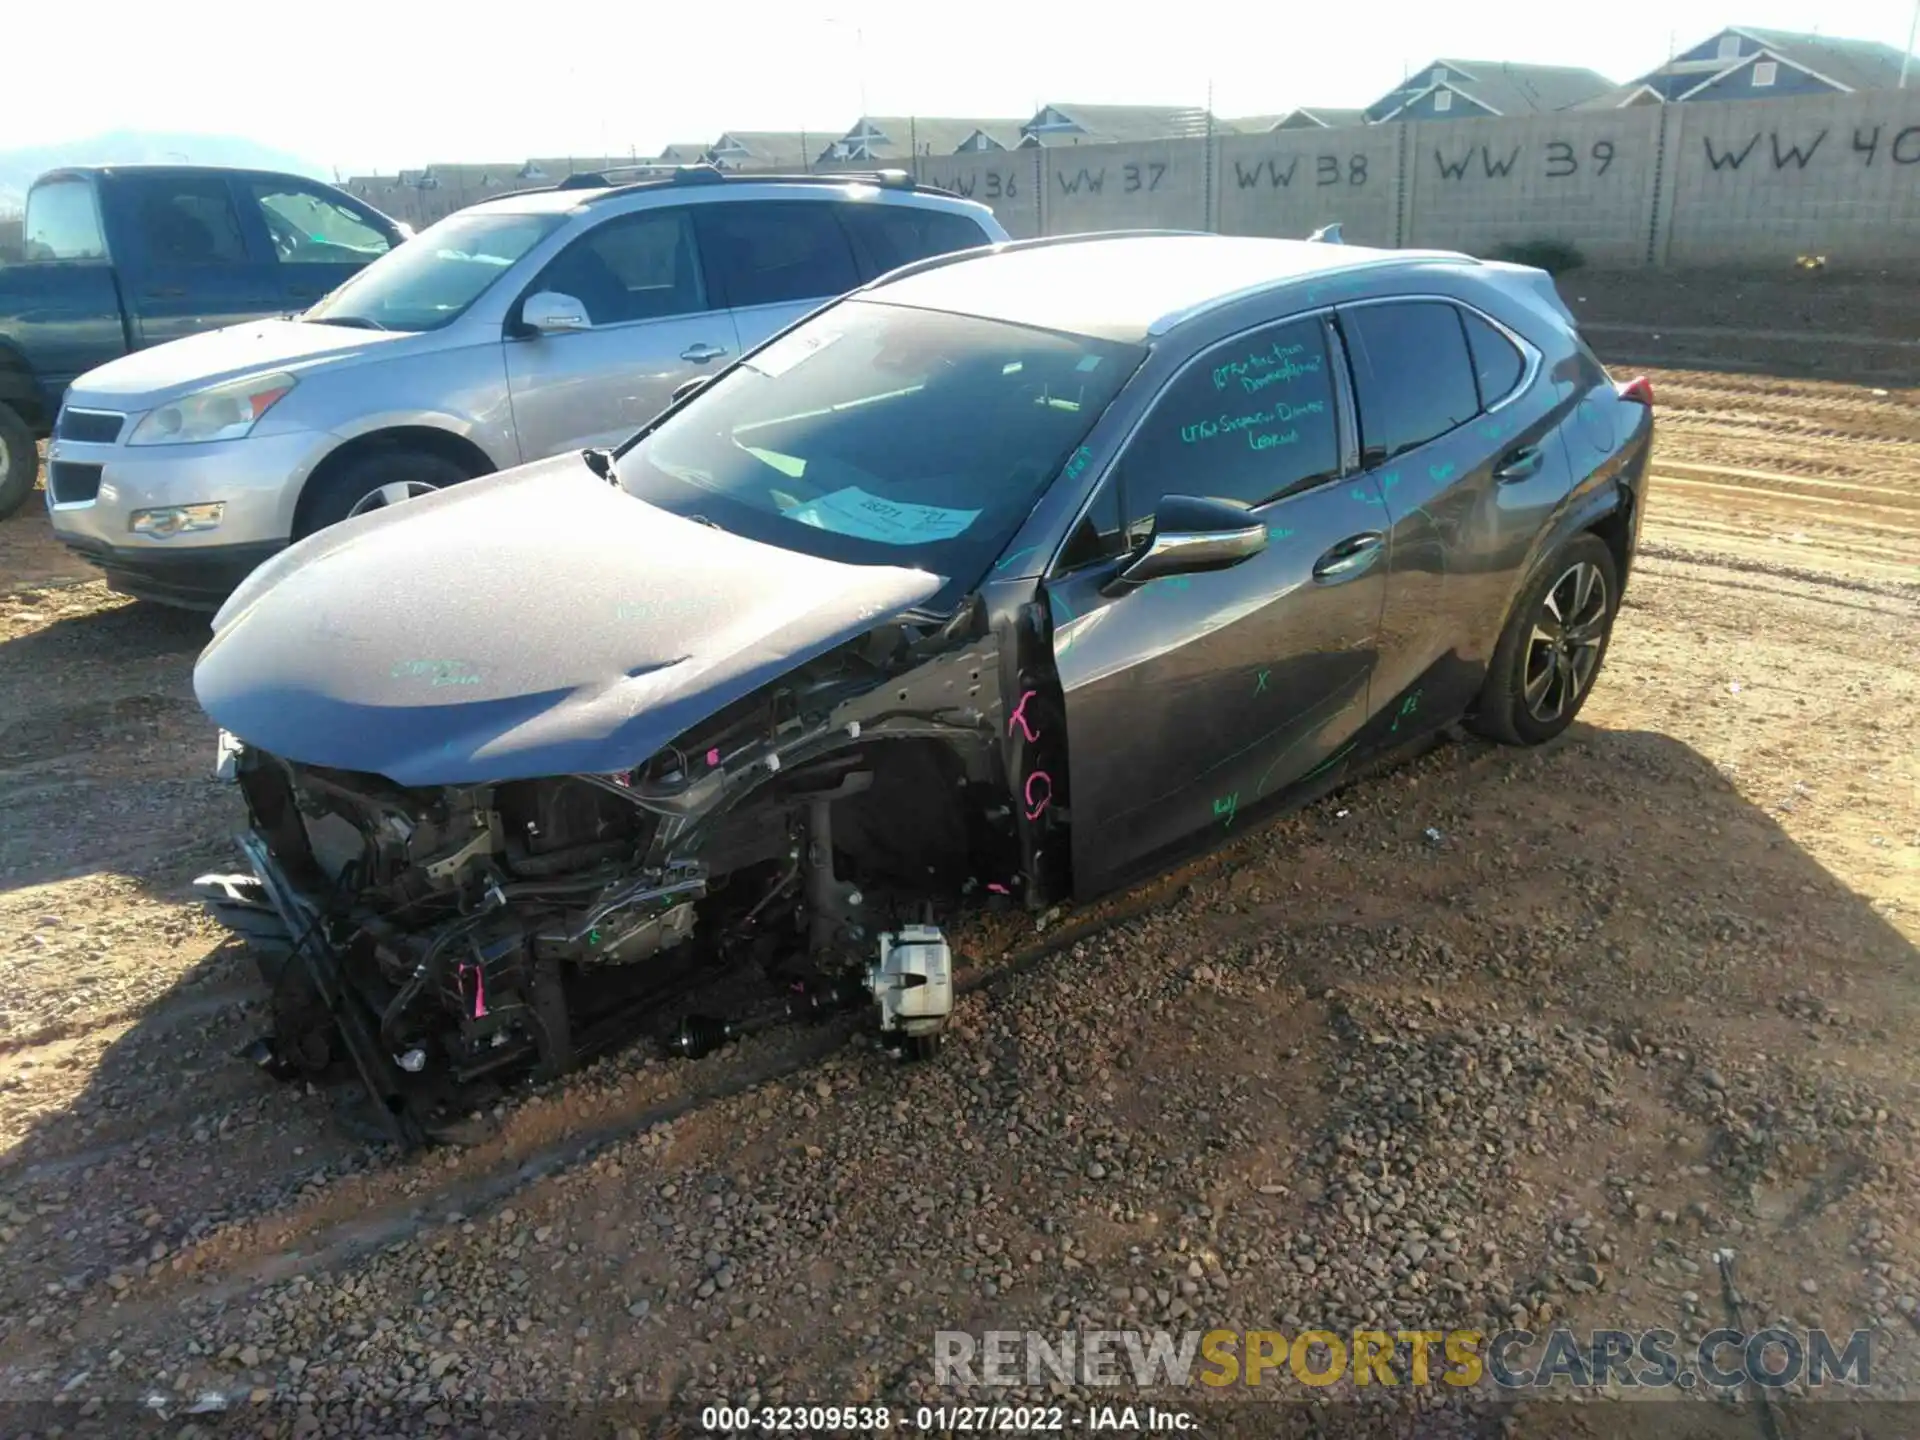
[120,176,249,266]
[249,183,394,264]
[23,179,107,261]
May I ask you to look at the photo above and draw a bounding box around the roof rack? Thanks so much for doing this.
[556,165,958,201]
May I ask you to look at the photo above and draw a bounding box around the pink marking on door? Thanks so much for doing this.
[1008,689,1041,743]
[1024,770,1053,820]
[706,748,721,766]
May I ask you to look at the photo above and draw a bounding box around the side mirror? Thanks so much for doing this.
[670,375,711,405]
[1102,494,1268,596]
[520,290,589,335]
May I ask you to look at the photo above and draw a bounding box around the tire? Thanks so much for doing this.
[296,448,472,538]
[0,402,37,521]
[1468,532,1620,746]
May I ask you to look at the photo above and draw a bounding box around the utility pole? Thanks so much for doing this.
[1902,0,1917,87]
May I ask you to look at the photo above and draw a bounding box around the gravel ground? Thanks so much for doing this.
[0,279,1916,1438]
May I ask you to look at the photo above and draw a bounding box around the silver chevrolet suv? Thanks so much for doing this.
[46,167,1008,607]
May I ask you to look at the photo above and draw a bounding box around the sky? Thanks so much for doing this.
[8,0,1918,178]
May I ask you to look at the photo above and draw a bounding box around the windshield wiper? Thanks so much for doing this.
[305,315,388,331]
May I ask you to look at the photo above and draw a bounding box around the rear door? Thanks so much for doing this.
[1046,311,1389,894]
[502,205,740,459]
[103,174,283,347]
[1335,297,1566,724]
[241,178,400,310]
[691,200,863,354]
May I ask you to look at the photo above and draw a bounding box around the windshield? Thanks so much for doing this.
[614,300,1144,609]
[304,210,565,332]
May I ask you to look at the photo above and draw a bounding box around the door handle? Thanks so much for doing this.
[680,343,728,363]
[1495,445,1544,482]
[1312,532,1384,580]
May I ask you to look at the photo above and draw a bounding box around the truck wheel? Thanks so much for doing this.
[0,403,37,521]
[296,449,471,538]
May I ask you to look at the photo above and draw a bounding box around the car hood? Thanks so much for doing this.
[66,318,412,406]
[193,455,943,787]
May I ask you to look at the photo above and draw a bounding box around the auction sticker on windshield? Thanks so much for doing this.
[748,327,844,378]
[784,487,979,544]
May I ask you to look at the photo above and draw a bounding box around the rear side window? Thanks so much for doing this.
[837,204,991,276]
[120,176,249,266]
[692,201,861,309]
[23,179,106,261]
[1462,311,1525,406]
[1340,301,1478,465]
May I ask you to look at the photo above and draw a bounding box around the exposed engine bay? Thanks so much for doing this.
[196,607,1043,1147]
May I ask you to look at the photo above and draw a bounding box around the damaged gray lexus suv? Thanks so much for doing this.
[193,231,1652,1144]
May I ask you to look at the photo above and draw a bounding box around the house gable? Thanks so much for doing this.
[1379,83,1498,122]
[1678,50,1845,101]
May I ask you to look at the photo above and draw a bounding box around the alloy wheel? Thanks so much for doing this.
[346,479,440,518]
[1522,559,1609,725]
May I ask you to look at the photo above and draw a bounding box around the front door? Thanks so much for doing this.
[1045,312,1390,894]
[503,206,740,460]
[107,174,283,348]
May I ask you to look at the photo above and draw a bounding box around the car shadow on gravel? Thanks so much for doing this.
[3,717,1914,1370]
[0,597,227,897]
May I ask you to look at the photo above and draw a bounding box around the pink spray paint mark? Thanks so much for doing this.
[988,882,1010,895]
[706,748,721,766]
[1007,689,1041,743]
[1024,770,1053,821]
[460,962,488,1019]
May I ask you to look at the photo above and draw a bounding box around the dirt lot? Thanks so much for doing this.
[0,270,1916,1437]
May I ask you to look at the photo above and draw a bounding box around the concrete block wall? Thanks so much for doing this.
[1400,107,1663,265]
[913,151,1044,237]
[1215,126,1402,246]
[898,90,1920,267]
[1659,91,1920,265]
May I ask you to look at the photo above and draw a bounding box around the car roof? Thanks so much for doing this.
[865,233,1480,343]
[38,163,343,187]
[465,174,977,218]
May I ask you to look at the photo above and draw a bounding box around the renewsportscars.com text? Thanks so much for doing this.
[934,1326,1872,1391]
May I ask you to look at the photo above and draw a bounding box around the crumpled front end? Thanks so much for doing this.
[197,592,1024,1145]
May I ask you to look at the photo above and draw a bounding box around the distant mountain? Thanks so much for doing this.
[0,131,330,212]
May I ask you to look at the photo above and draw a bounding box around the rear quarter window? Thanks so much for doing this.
[838,204,993,277]
[1462,311,1525,406]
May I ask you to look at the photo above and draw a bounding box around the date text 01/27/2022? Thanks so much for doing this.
[697,1403,1197,1431]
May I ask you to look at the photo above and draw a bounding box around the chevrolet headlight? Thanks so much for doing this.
[128,372,297,446]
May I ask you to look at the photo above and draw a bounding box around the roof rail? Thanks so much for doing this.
[573,166,961,202]
[861,228,1210,291]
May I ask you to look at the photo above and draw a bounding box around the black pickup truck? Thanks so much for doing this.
[0,164,405,517]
